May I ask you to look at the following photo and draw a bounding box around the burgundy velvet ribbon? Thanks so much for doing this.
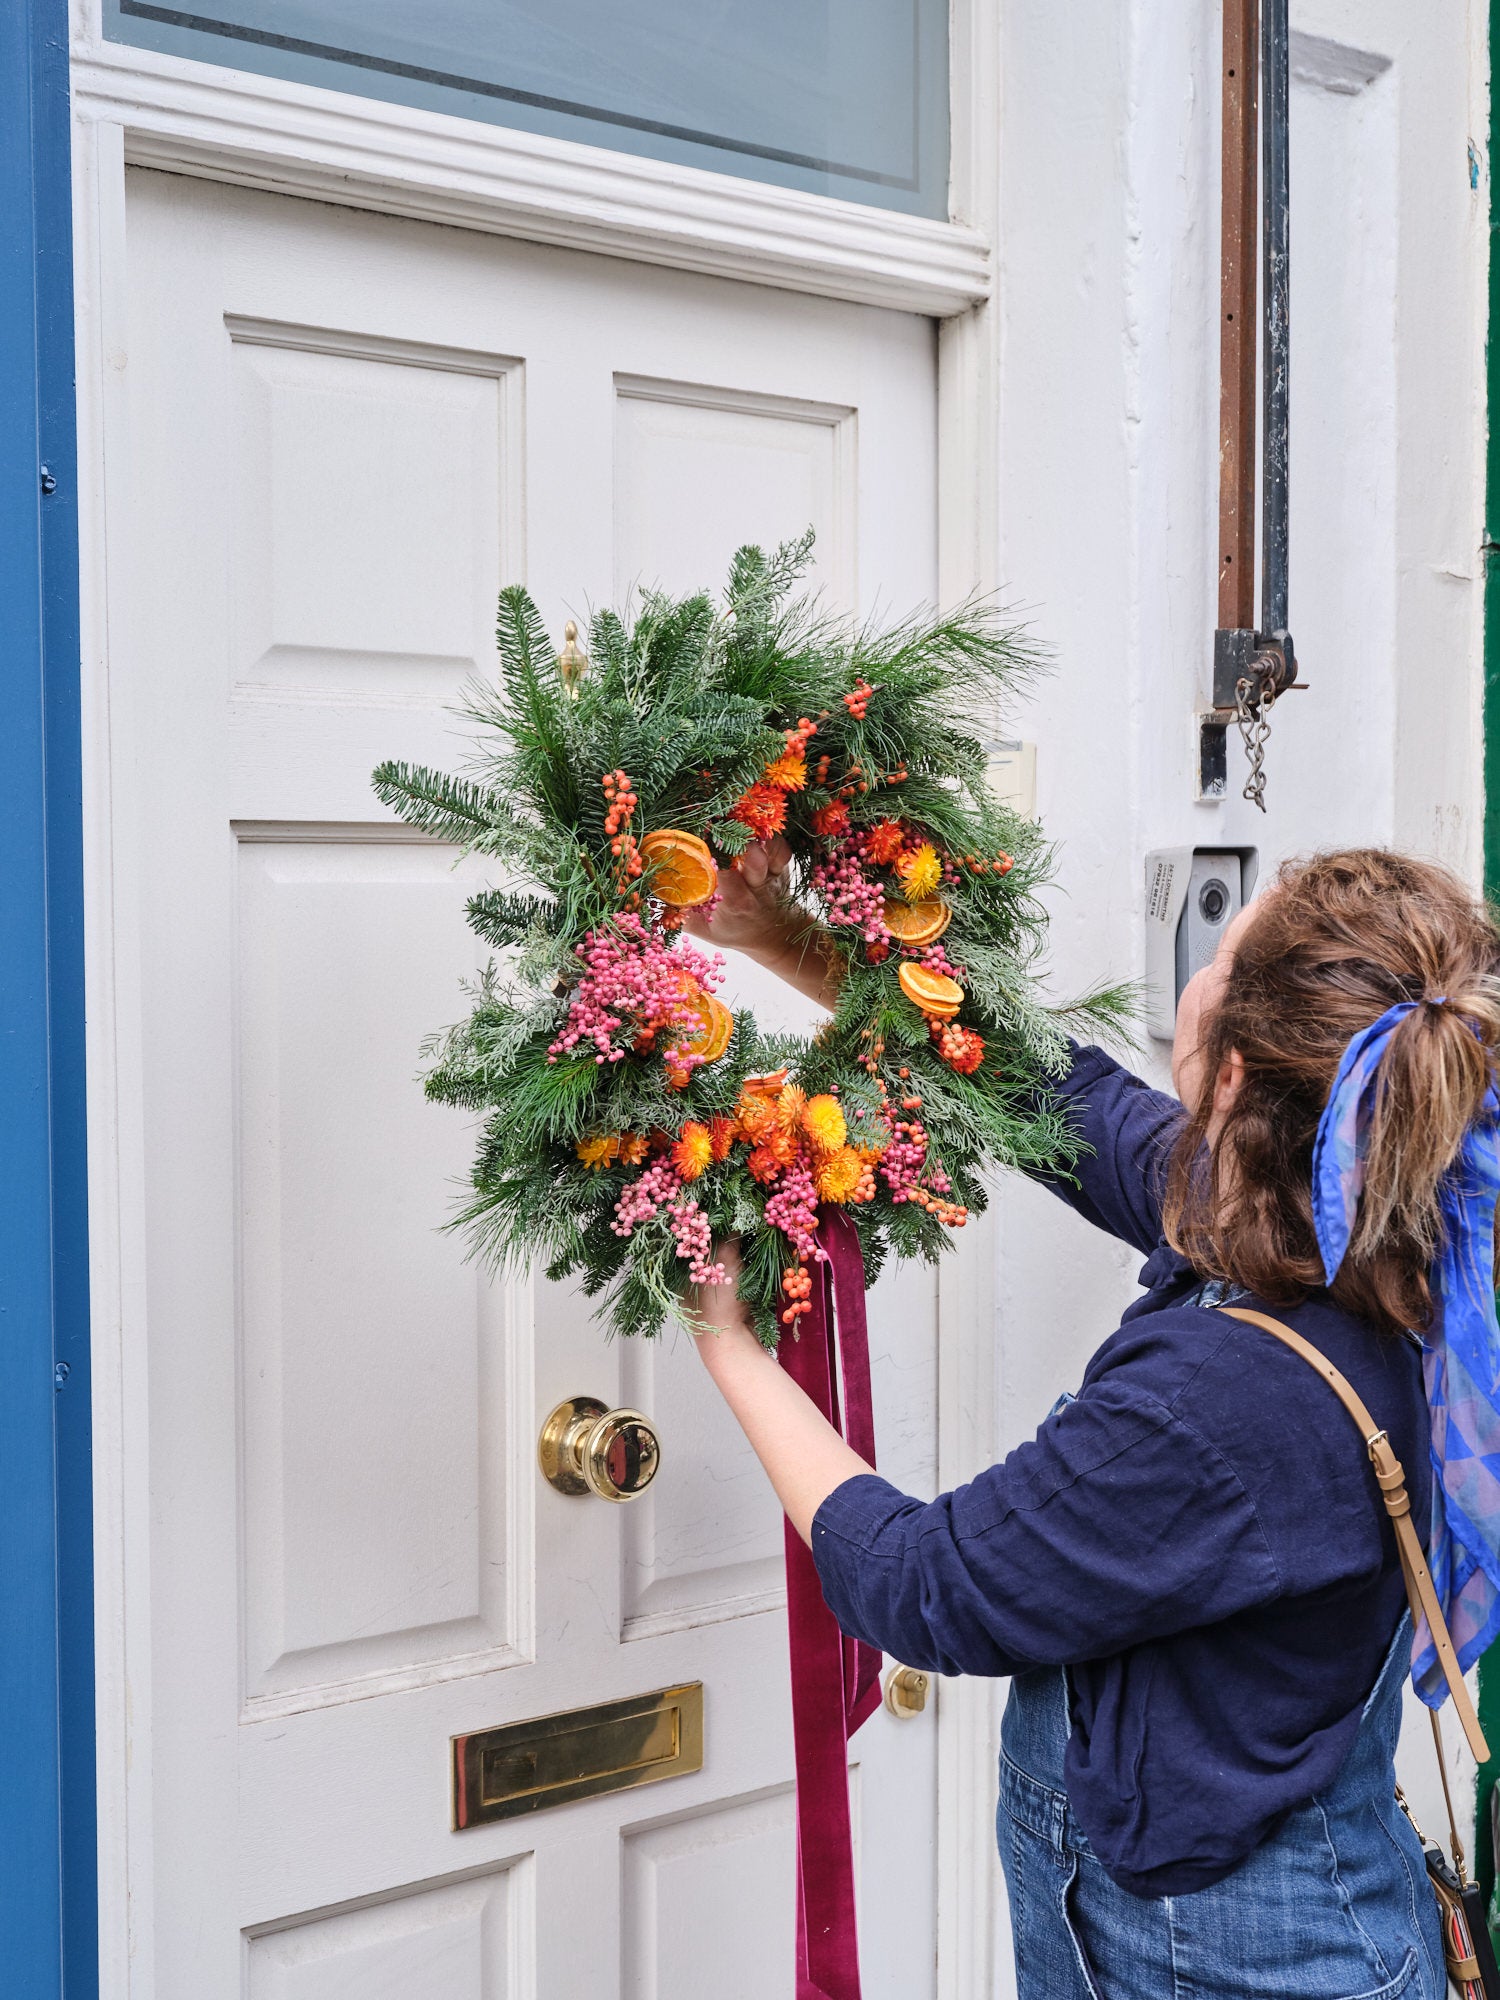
[777,1209,882,2000]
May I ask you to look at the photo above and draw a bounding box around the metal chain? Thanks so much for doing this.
[1234,672,1278,812]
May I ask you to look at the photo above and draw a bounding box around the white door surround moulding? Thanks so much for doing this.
[68,39,992,318]
[71,6,1005,1989]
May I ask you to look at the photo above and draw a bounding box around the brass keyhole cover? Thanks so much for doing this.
[538,1397,661,1503]
[883,1665,930,1719]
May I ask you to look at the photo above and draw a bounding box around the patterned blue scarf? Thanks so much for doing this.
[1311,999,1500,1707]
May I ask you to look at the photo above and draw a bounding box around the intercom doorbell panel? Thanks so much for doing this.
[1144,847,1259,1041]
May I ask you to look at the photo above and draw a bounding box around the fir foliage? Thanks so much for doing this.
[373,536,1129,1343]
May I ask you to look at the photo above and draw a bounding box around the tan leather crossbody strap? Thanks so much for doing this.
[1219,1306,1489,1766]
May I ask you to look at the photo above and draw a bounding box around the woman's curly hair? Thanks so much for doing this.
[1162,848,1500,1336]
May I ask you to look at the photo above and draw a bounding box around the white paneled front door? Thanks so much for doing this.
[115,167,942,1997]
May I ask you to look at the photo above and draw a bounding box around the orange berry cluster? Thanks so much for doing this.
[908,1186,969,1226]
[781,1262,815,1325]
[843,678,875,719]
[785,716,818,753]
[961,850,1014,876]
[602,771,644,882]
[931,1020,986,1074]
[602,768,638,836]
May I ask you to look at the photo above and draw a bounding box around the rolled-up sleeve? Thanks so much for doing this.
[809,1385,1282,1675]
[1036,1045,1186,1256]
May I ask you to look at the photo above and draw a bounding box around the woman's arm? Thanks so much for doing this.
[685,837,842,1014]
[693,1242,870,1541]
[696,1265,1281,1676]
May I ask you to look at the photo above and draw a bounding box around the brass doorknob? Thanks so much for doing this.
[883,1665,930,1718]
[538,1397,661,1502]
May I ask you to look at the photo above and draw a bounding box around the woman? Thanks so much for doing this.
[687,845,1500,1999]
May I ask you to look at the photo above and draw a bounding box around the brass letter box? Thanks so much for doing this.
[452,1682,703,1829]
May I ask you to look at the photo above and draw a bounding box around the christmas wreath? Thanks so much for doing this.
[372,534,1124,1344]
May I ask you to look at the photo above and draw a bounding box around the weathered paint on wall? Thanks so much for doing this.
[984,3,1488,1972]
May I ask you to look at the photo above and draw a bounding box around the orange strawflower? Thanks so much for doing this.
[801,1093,848,1156]
[865,819,906,866]
[812,799,850,837]
[814,1145,864,1204]
[618,1134,650,1166]
[672,1122,714,1181]
[735,1087,779,1141]
[709,1116,739,1161]
[774,1083,808,1132]
[576,1134,620,1171]
[762,748,808,793]
[730,782,788,839]
[748,1128,798,1183]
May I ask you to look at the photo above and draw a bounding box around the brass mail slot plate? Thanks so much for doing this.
[452,1682,703,1829]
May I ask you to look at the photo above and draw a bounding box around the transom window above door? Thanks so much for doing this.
[105,1,951,217]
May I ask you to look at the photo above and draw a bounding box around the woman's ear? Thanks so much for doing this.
[1213,1047,1246,1119]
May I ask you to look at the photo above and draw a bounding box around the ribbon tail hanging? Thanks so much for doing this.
[778,1209,881,2000]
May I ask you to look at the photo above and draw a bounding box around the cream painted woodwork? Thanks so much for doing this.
[116,167,941,1997]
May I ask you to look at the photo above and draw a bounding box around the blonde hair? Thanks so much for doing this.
[1162,849,1500,1335]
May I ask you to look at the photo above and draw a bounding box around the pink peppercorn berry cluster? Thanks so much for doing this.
[667,1198,727,1286]
[809,835,890,951]
[609,1158,727,1287]
[763,1156,826,1266]
[548,913,722,1067]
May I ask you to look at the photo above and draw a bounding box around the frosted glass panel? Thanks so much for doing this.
[107,1,949,218]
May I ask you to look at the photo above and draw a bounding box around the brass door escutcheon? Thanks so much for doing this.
[538,1396,661,1502]
[883,1665,930,1718]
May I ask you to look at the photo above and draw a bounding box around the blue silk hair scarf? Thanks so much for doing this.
[1311,998,1500,1706]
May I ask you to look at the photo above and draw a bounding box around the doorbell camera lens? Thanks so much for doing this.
[1198,879,1230,926]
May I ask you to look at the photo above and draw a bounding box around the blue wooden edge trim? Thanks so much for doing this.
[0,0,99,1992]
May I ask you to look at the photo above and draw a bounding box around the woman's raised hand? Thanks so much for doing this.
[685,835,842,1011]
[684,836,796,959]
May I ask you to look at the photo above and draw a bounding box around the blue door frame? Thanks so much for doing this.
[1,0,99,1992]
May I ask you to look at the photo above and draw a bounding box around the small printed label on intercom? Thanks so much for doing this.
[1146,857,1176,925]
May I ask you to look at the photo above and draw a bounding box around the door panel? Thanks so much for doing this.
[120,168,939,1995]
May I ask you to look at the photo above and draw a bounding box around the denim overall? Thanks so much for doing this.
[997,1615,1445,2000]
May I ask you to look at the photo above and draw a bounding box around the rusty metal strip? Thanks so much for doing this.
[1218,0,1258,632]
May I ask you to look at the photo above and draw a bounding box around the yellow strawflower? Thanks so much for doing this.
[897,842,942,902]
[801,1093,848,1156]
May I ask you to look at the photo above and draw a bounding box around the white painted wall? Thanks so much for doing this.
[982,2,1489,1974]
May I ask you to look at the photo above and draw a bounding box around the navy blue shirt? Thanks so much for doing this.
[810,1045,1429,1897]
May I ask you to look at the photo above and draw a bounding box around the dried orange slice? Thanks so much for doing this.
[883,898,951,947]
[640,829,718,907]
[898,963,964,1020]
[682,992,734,1064]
